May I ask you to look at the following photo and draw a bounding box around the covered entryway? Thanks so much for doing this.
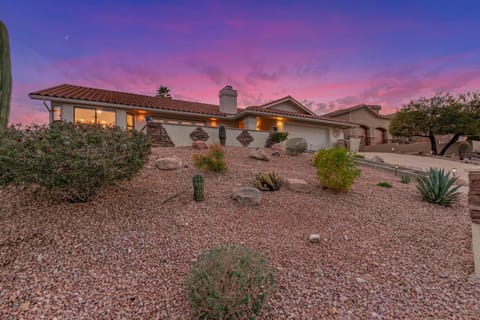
[284,123,329,150]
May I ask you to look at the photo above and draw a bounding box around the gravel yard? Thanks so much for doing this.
[1,146,479,319]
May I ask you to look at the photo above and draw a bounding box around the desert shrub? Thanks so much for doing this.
[285,137,307,155]
[376,182,392,188]
[458,142,472,160]
[352,153,364,159]
[186,245,275,319]
[416,168,460,206]
[313,148,360,192]
[255,171,283,191]
[0,122,151,202]
[271,132,288,143]
[400,174,411,184]
[193,144,226,172]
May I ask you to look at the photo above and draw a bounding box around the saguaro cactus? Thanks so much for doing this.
[192,174,204,201]
[219,125,226,146]
[0,20,11,132]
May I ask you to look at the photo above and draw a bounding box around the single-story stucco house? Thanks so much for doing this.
[29,84,357,150]
[323,104,395,148]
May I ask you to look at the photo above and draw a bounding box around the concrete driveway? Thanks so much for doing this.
[364,152,479,189]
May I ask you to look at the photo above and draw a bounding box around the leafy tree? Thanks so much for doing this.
[155,86,171,98]
[389,93,480,155]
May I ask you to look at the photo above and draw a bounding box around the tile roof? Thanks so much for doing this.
[242,106,356,125]
[323,104,392,119]
[29,84,226,117]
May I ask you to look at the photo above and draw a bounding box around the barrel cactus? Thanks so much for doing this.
[0,20,12,132]
[219,125,226,146]
[255,171,283,191]
[192,174,204,201]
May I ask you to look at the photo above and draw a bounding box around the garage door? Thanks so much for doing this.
[284,124,329,151]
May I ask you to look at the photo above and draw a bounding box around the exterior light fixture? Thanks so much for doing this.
[394,164,399,176]
[452,168,457,177]
[145,115,152,123]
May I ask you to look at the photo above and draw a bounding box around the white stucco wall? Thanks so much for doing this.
[243,116,257,130]
[162,123,270,148]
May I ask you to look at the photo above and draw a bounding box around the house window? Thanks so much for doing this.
[52,106,61,122]
[74,107,116,127]
[126,113,135,130]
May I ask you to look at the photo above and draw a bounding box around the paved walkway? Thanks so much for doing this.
[364,152,479,191]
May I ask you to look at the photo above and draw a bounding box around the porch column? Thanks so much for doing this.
[243,116,257,130]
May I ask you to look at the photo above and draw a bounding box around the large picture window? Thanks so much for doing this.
[74,107,116,127]
[126,113,135,130]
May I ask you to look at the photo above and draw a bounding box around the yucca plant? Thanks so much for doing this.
[400,174,411,184]
[416,168,461,206]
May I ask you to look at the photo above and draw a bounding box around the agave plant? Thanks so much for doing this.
[416,168,461,206]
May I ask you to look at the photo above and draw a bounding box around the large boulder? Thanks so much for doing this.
[232,187,261,206]
[249,149,269,161]
[155,156,183,170]
[285,138,308,155]
[271,143,286,152]
[286,178,311,193]
[192,141,209,150]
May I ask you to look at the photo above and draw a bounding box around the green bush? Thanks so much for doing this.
[313,148,360,192]
[193,144,227,172]
[0,122,151,202]
[400,174,411,184]
[352,153,364,159]
[416,168,461,206]
[458,142,472,160]
[376,182,392,188]
[186,245,275,319]
[271,132,288,143]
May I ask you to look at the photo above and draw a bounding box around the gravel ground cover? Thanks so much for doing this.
[1,146,479,319]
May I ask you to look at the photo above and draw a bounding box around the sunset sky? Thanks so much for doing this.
[1,0,480,124]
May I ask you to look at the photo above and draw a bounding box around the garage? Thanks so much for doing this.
[284,123,330,151]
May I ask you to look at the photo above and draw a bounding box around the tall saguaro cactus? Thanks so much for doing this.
[0,20,11,132]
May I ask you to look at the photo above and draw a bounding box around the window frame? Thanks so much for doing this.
[126,112,135,131]
[73,106,117,127]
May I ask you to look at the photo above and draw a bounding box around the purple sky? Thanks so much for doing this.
[2,0,480,124]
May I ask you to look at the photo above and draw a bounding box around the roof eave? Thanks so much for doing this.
[29,94,230,119]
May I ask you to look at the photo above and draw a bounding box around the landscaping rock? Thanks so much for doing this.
[373,156,384,163]
[286,178,311,193]
[309,234,321,243]
[463,157,471,163]
[249,149,269,161]
[232,187,261,206]
[272,151,280,157]
[285,137,308,155]
[271,143,286,152]
[155,156,183,170]
[192,141,209,150]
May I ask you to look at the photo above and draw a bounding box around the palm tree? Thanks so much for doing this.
[156,86,172,99]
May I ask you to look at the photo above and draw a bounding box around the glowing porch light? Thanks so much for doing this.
[210,118,218,127]
[276,117,285,131]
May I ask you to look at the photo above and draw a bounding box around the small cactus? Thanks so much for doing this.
[192,174,204,201]
[219,125,226,146]
[255,172,283,191]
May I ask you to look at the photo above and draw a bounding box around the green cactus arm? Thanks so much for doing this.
[0,20,12,131]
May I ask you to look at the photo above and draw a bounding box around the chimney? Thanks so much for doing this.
[219,85,238,114]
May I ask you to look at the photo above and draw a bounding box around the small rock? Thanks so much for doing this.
[271,151,280,157]
[192,141,209,149]
[155,156,183,170]
[463,157,471,163]
[232,187,261,206]
[19,302,30,311]
[415,286,423,295]
[309,234,321,243]
[271,143,286,152]
[356,277,367,283]
[286,178,311,193]
[249,148,269,161]
[440,273,449,279]
[373,156,384,163]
